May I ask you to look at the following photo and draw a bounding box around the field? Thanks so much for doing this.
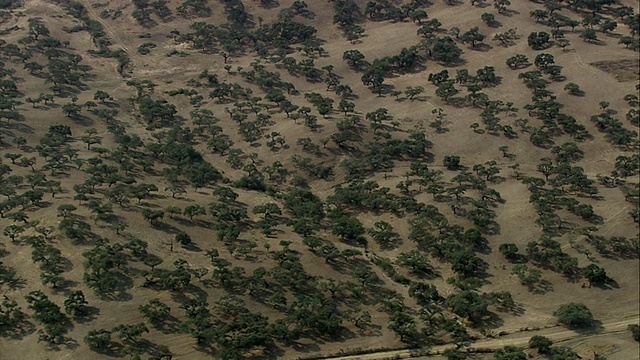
[0,0,638,359]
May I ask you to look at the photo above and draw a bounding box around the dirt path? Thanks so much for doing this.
[318,316,639,359]
[79,0,130,53]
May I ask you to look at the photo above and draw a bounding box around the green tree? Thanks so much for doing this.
[582,264,608,286]
[499,243,520,261]
[581,27,598,42]
[494,345,526,360]
[84,329,112,352]
[528,31,551,49]
[446,290,489,322]
[404,86,424,100]
[113,322,149,342]
[139,299,171,324]
[343,49,365,68]
[175,231,192,246]
[554,303,595,329]
[629,324,640,341]
[461,27,485,47]
[183,204,206,220]
[332,215,365,242]
[93,90,112,103]
[63,290,87,317]
[529,335,553,354]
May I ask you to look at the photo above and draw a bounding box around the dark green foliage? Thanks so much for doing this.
[139,299,171,324]
[0,298,27,335]
[554,303,595,328]
[284,188,324,221]
[461,27,486,48]
[175,231,192,245]
[113,322,149,342]
[84,329,112,351]
[443,155,461,170]
[430,36,463,64]
[582,264,609,286]
[64,290,87,317]
[25,290,67,344]
[499,243,520,262]
[494,345,526,360]
[446,290,489,322]
[526,237,579,276]
[529,335,553,354]
[528,31,551,49]
[629,324,640,341]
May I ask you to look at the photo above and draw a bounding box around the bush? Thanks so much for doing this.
[554,303,594,329]
[564,83,584,96]
[175,232,192,245]
[529,335,552,354]
[629,324,640,341]
[494,345,526,360]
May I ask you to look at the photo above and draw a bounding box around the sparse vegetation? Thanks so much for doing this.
[0,0,637,359]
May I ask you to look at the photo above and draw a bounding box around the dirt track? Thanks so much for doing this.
[319,316,640,360]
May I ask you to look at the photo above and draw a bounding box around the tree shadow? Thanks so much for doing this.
[124,339,172,359]
[290,340,321,353]
[73,305,101,324]
[0,319,36,340]
[96,272,133,302]
[475,311,504,330]
[70,114,94,127]
[572,319,605,335]
[469,43,493,52]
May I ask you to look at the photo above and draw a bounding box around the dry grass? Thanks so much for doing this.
[0,0,638,359]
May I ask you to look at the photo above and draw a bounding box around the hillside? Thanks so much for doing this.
[0,0,638,359]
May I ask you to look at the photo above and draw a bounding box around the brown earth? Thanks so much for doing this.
[0,0,638,359]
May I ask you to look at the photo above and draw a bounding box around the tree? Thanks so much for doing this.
[388,310,419,343]
[443,348,468,360]
[430,36,462,64]
[494,346,526,360]
[564,83,584,96]
[139,299,171,324]
[175,232,192,246]
[494,0,511,14]
[183,204,206,220]
[443,155,461,170]
[446,290,489,322]
[113,323,149,342]
[529,335,553,354]
[554,303,595,329]
[84,329,112,351]
[528,31,551,49]
[435,81,459,102]
[581,27,598,42]
[481,12,498,27]
[142,209,164,225]
[93,90,112,103]
[332,215,365,242]
[629,324,640,342]
[62,102,82,117]
[368,221,396,246]
[405,86,424,100]
[600,19,617,33]
[499,243,520,262]
[582,264,608,286]
[530,9,549,23]
[534,53,555,69]
[461,27,485,47]
[343,49,365,68]
[506,54,529,69]
[63,290,87,317]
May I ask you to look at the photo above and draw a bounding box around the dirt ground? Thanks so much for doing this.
[0,0,638,359]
